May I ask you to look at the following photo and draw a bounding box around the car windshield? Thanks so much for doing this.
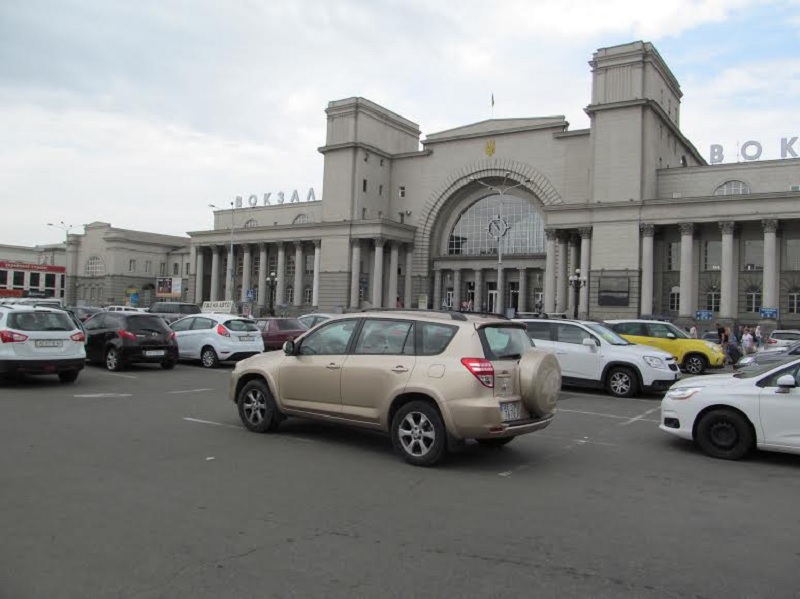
[733,359,799,379]
[8,311,74,331]
[584,322,631,345]
[126,315,170,332]
[275,319,304,331]
[665,323,689,339]
[224,319,259,332]
[180,305,201,314]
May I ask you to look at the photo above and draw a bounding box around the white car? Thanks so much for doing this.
[518,318,679,398]
[763,329,800,350]
[169,313,264,368]
[0,305,86,382]
[661,357,800,460]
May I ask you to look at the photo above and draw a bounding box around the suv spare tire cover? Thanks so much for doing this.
[518,350,561,417]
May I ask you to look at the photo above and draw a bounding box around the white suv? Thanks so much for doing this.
[517,319,679,398]
[0,306,86,382]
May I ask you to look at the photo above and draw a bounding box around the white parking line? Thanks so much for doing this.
[167,388,213,395]
[99,372,138,380]
[557,408,659,423]
[183,417,242,429]
[74,393,132,398]
[534,433,619,447]
[619,406,662,426]
[559,391,659,403]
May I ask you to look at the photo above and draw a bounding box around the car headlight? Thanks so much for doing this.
[643,356,666,369]
[703,341,720,352]
[665,386,704,400]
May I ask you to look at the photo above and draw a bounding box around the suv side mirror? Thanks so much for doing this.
[283,340,295,355]
[776,374,796,393]
[582,337,598,348]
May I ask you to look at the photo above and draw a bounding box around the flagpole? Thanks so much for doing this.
[491,93,494,119]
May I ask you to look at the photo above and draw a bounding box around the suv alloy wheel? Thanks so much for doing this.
[391,401,447,467]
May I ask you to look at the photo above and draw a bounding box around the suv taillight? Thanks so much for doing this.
[118,329,137,340]
[0,330,28,343]
[767,338,777,344]
[70,332,85,342]
[461,357,494,388]
[216,324,230,337]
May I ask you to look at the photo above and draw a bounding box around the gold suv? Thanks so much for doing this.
[229,310,561,466]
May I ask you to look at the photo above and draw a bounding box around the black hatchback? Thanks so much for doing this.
[83,312,179,371]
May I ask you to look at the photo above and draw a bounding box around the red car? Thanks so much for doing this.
[255,318,307,350]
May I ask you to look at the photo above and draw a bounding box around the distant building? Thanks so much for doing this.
[0,244,66,300]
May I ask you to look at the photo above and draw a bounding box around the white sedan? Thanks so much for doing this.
[660,357,800,460]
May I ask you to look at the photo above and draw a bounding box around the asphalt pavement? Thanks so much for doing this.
[1,362,799,599]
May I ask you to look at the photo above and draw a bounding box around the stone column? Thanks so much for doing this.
[210,246,221,302]
[544,228,557,313]
[312,240,321,307]
[388,242,399,308]
[719,222,735,319]
[224,245,235,302]
[473,269,483,312]
[404,246,413,309]
[578,227,592,318]
[293,241,303,306]
[372,238,385,308]
[240,244,252,304]
[65,235,79,305]
[679,223,695,317]
[518,268,527,313]
[763,219,779,311]
[433,269,442,310]
[640,224,655,317]
[195,246,205,304]
[349,239,361,309]
[556,232,569,313]
[452,268,462,309]
[275,242,286,306]
[567,235,578,314]
[258,243,268,309]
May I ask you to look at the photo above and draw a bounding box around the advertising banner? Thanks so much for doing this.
[156,277,182,298]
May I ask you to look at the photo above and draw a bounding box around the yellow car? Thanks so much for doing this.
[605,319,725,375]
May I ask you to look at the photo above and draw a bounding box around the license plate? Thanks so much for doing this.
[500,401,522,422]
[239,335,255,342]
[35,340,63,348]
[144,350,165,357]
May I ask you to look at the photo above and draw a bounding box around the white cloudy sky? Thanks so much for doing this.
[1,0,799,246]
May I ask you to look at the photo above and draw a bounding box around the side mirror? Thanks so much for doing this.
[283,340,295,355]
[667,333,676,339]
[776,374,796,393]
[582,337,597,348]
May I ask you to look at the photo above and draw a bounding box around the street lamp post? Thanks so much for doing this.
[208,202,236,302]
[470,173,531,315]
[267,271,276,316]
[568,268,587,319]
[47,221,79,302]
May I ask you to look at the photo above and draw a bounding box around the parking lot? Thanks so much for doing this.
[2,364,800,599]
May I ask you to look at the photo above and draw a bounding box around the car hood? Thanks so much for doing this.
[673,373,739,388]
[606,343,674,360]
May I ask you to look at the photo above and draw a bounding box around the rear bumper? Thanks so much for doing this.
[443,397,555,440]
[0,357,85,375]
[120,346,179,363]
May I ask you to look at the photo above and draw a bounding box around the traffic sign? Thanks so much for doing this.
[760,307,778,319]
[695,310,713,321]
[246,288,255,301]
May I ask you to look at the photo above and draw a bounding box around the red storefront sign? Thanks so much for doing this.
[0,289,25,298]
[0,260,65,273]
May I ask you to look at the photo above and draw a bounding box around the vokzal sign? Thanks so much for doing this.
[709,137,799,164]
[235,188,318,208]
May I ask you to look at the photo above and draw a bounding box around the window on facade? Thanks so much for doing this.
[159,262,165,275]
[399,186,406,198]
[286,255,295,277]
[244,219,258,229]
[172,263,179,275]
[379,184,383,196]
[85,256,105,277]
[362,179,367,193]
[668,286,680,311]
[286,286,294,304]
[185,262,190,275]
[703,241,721,271]
[743,239,764,271]
[706,291,720,312]
[448,195,545,256]
[785,239,800,271]
[789,292,800,314]
[293,214,312,225]
[305,255,314,275]
[30,273,40,287]
[143,260,151,273]
[714,180,751,196]
[13,272,24,288]
[45,273,55,288]
[304,286,313,304]
[129,259,136,272]
[666,242,680,271]
[745,286,762,312]
[268,256,277,273]
[0,270,6,285]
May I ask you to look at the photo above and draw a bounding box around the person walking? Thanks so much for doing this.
[754,325,762,349]
[742,327,755,355]
[716,322,725,345]
[689,324,698,339]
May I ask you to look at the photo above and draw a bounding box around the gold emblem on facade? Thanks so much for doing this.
[485,139,496,157]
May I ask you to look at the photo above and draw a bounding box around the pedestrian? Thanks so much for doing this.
[754,325,762,348]
[716,321,725,345]
[461,300,468,312]
[467,298,473,312]
[395,296,403,309]
[689,324,698,338]
[441,297,448,310]
[742,327,755,355]
[735,324,744,344]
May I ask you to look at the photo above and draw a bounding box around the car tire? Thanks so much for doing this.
[391,401,447,467]
[161,360,176,370]
[200,346,219,369]
[683,354,707,376]
[695,409,753,460]
[606,366,638,398]
[518,350,561,417]
[237,379,281,433]
[477,437,514,448]
[105,348,124,372]
[58,370,79,383]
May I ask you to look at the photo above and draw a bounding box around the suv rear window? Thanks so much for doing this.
[7,311,74,331]
[126,315,171,332]
[480,325,532,360]
[275,319,303,331]
[180,304,201,314]
[225,319,259,332]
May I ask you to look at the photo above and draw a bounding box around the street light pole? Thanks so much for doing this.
[267,271,276,316]
[568,268,587,319]
[470,173,531,315]
[47,221,79,303]
[209,202,236,303]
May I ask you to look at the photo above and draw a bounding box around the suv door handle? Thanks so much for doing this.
[391,366,409,373]
[326,363,341,370]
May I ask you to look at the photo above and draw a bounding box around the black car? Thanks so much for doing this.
[83,312,179,371]
[734,341,800,370]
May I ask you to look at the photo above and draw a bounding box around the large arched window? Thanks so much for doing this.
[293,213,313,224]
[243,219,259,229]
[714,180,751,195]
[85,256,105,277]
[447,196,545,256]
